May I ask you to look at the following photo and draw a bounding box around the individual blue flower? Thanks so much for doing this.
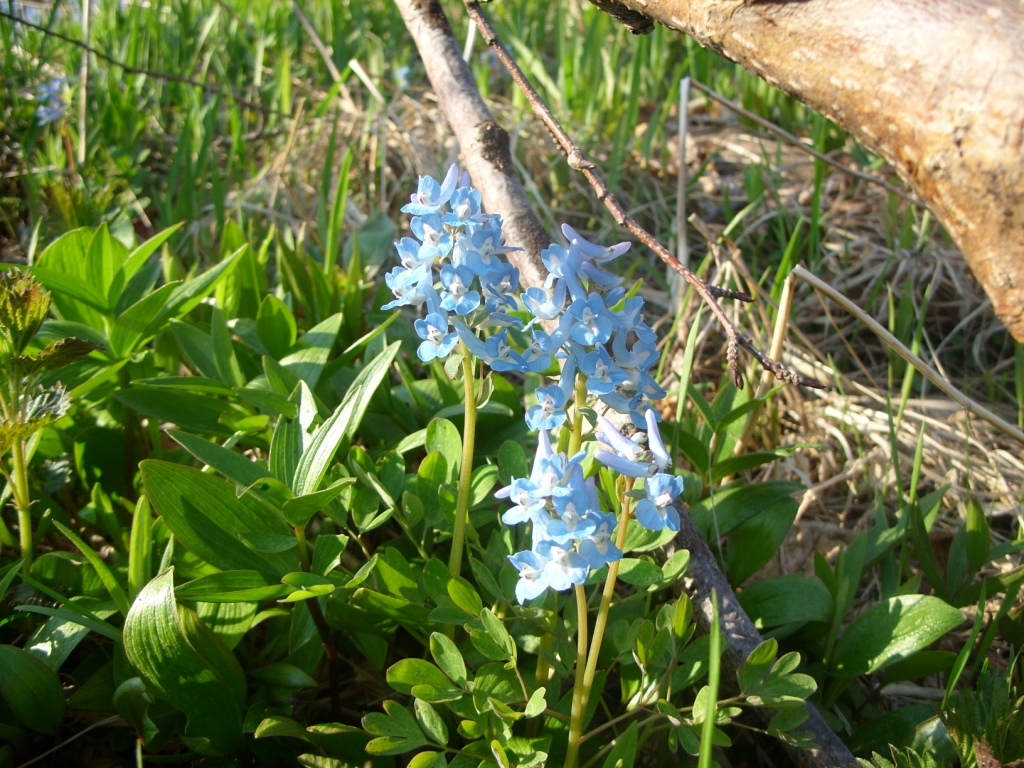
[439,264,481,315]
[508,550,551,603]
[481,263,520,310]
[523,280,567,323]
[443,187,483,227]
[497,477,547,525]
[547,470,598,544]
[395,236,433,269]
[616,296,658,343]
[595,415,656,478]
[611,332,660,374]
[457,224,516,275]
[561,223,631,264]
[566,295,614,346]
[577,511,623,569]
[382,264,431,310]
[533,541,590,591]
[402,164,459,215]
[451,320,533,373]
[526,384,568,431]
[577,343,629,396]
[410,214,453,261]
[634,473,684,531]
[414,312,459,361]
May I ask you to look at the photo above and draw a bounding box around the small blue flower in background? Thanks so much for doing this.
[35,77,67,126]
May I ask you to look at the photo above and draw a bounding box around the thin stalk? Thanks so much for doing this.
[567,374,588,456]
[10,438,34,572]
[697,588,722,768]
[563,482,635,768]
[449,345,478,578]
[564,584,590,768]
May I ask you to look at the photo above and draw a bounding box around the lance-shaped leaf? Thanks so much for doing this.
[141,460,297,579]
[292,341,399,495]
[124,569,244,755]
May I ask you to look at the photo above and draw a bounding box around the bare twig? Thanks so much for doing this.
[463,0,823,391]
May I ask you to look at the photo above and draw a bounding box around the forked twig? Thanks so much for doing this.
[463,0,824,391]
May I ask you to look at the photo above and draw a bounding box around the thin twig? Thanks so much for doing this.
[687,79,924,208]
[0,8,283,116]
[463,0,824,391]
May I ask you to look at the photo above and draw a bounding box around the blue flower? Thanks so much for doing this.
[577,511,623,569]
[644,407,672,472]
[523,280,567,323]
[402,165,459,215]
[526,384,568,431]
[442,187,483,227]
[414,312,459,361]
[410,214,453,261]
[533,541,590,591]
[35,77,67,126]
[634,473,684,531]
[439,264,481,316]
[497,477,547,525]
[381,264,431,310]
[577,344,629,396]
[508,550,551,603]
[566,295,614,346]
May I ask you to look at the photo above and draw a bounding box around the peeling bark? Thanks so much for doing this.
[597,0,1024,341]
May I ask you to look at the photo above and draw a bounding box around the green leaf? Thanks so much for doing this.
[738,575,834,629]
[0,644,65,732]
[725,495,799,585]
[617,558,663,589]
[250,663,317,689]
[176,571,293,602]
[430,632,468,688]
[280,313,342,389]
[414,698,449,745]
[387,659,454,696]
[281,478,355,528]
[830,596,964,676]
[117,386,244,437]
[141,460,297,579]
[426,419,461,481]
[112,223,183,312]
[480,608,515,660]
[689,481,803,540]
[602,721,638,768]
[169,429,273,488]
[407,751,447,768]
[448,577,483,617]
[363,700,427,755]
[123,570,244,755]
[256,295,298,360]
[108,282,178,357]
[50,519,131,617]
[292,342,399,495]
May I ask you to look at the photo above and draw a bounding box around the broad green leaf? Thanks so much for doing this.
[0,644,65,732]
[170,319,221,380]
[480,608,515,660]
[269,381,318,486]
[363,700,427,755]
[112,222,183,311]
[117,386,245,437]
[280,313,342,389]
[210,305,246,388]
[50,519,131,617]
[160,247,245,322]
[726,495,799,585]
[830,596,964,676]
[292,341,399,496]
[168,429,273,488]
[425,419,461,481]
[33,228,104,328]
[256,294,298,360]
[689,481,804,540]
[250,663,317,689]
[108,282,178,357]
[123,570,244,754]
[414,699,449,745]
[739,575,834,629]
[141,460,297,578]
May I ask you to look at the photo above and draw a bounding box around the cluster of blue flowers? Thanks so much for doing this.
[35,77,67,127]
[385,166,685,603]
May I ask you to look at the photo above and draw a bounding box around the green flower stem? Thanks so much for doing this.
[564,479,635,768]
[449,344,478,579]
[10,438,33,572]
[564,583,591,768]
[697,588,721,768]
[567,374,588,457]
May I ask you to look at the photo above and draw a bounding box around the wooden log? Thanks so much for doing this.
[594,0,1024,342]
